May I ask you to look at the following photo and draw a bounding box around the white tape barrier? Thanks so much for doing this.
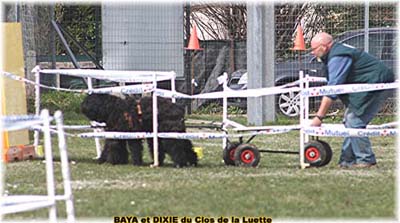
[1,195,69,214]
[34,124,98,131]
[153,75,325,100]
[281,76,327,88]
[155,86,302,99]
[233,124,301,132]
[89,84,154,94]
[2,71,83,93]
[90,121,106,128]
[302,82,399,97]
[1,115,52,132]
[1,70,330,100]
[50,125,94,130]
[79,132,153,139]
[27,121,299,139]
[31,120,397,139]
[77,126,301,140]
[29,125,77,138]
[159,129,299,138]
[200,86,301,98]
[304,124,397,137]
[224,119,247,129]
[39,69,175,83]
[304,76,327,83]
[2,70,397,140]
[78,132,226,139]
[232,129,295,137]
[2,70,397,100]
[2,71,156,95]
[156,80,397,100]
[367,122,398,129]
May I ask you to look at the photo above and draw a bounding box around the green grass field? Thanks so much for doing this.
[2,114,397,222]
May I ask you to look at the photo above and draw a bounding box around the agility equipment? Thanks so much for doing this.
[32,67,178,167]
[0,110,75,222]
[2,67,397,169]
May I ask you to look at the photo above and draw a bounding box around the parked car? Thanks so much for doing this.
[227,27,398,117]
[226,69,248,107]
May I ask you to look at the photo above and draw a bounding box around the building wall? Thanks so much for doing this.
[102,3,184,78]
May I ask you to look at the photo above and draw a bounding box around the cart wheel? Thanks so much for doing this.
[316,140,333,166]
[234,144,260,167]
[223,142,241,166]
[304,141,331,167]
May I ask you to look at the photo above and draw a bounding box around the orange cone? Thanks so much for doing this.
[186,24,203,50]
[292,25,306,51]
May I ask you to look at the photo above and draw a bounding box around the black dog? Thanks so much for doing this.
[81,94,144,165]
[81,94,197,167]
[140,97,198,167]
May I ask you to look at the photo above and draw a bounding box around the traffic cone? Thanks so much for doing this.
[185,24,203,50]
[292,25,306,51]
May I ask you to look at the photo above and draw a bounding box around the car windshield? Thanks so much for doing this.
[296,28,397,62]
[229,77,241,85]
[238,73,248,85]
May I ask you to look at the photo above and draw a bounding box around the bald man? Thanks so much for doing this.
[309,32,394,168]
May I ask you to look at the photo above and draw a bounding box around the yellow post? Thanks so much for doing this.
[1,23,29,162]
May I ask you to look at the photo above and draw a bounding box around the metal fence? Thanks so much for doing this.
[189,2,398,115]
[271,2,398,116]
[7,2,398,115]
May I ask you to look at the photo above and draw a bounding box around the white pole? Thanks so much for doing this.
[33,66,41,157]
[87,77,93,92]
[87,75,99,159]
[152,74,159,167]
[299,70,309,169]
[305,74,310,144]
[170,72,176,103]
[222,72,228,150]
[54,111,75,222]
[41,109,57,222]
[364,1,369,53]
[93,128,103,159]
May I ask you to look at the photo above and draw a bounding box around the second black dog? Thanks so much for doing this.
[81,94,197,167]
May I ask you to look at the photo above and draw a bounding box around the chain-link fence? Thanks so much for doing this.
[189,2,397,115]
[273,2,397,116]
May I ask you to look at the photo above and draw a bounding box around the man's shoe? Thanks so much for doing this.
[350,163,377,169]
[338,162,354,169]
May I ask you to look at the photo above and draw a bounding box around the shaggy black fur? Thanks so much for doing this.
[81,94,144,165]
[81,94,197,167]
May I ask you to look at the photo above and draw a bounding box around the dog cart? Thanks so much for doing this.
[214,71,331,168]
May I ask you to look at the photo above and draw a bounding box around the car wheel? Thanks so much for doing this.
[278,91,301,117]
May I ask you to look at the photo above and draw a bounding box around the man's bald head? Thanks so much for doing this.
[311,32,333,47]
[310,32,334,59]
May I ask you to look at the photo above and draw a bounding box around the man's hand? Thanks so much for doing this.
[310,96,333,127]
[310,116,322,127]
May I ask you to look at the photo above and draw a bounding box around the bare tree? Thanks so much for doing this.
[190,3,246,40]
